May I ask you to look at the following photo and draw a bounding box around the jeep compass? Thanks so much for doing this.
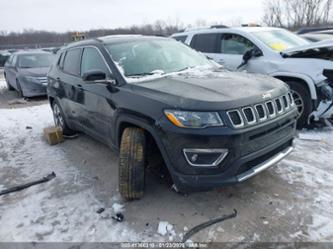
[47,35,297,200]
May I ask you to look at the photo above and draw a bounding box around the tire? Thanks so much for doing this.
[16,80,24,98]
[4,74,14,91]
[119,127,146,200]
[51,100,76,135]
[286,80,312,129]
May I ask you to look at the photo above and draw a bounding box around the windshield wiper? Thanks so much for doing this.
[127,70,165,77]
[176,66,193,72]
[127,72,155,77]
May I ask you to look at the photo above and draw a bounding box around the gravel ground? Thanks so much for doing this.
[0,72,332,243]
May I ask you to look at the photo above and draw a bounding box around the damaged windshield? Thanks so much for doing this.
[105,39,214,78]
[252,29,309,52]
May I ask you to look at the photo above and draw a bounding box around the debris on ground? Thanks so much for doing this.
[112,213,124,222]
[8,98,28,105]
[96,208,105,214]
[26,126,32,129]
[182,209,238,242]
[0,172,56,196]
[43,126,64,145]
[157,221,176,240]
[112,203,125,213]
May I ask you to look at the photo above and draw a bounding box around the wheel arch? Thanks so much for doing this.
[116,114,176,183]
[270,72,317,100]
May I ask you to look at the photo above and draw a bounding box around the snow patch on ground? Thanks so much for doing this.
[275,128,333,241]
[0,104,142,242]
[0,78,7,93]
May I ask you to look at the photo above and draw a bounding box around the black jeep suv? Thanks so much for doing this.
[47,35,297,200]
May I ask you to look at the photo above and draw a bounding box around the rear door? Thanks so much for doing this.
[57,48,85,129]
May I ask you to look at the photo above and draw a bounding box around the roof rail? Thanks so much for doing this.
[210,25,229,29]
[241,23,261,27]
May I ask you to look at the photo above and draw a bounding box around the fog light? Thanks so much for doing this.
[183,149,228,167]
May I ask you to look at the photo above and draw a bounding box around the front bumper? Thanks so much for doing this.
[19,77,47,97]
[156,111,297,192]
[311,81,333,120]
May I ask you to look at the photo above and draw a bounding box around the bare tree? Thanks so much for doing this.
[263,0,333,29]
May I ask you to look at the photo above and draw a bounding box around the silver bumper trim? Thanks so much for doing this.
[237,146,294,182]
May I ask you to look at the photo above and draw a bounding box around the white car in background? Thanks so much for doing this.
[172,26,333,128]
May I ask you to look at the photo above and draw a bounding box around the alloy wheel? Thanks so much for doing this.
[53,103,64,130]
[290,89,304,118]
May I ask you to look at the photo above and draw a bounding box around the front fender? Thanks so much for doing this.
[270,72,317,100]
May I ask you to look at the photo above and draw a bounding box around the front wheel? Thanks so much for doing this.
[52,101,76,135]
[119,127,146,200]
[286,81,312,129]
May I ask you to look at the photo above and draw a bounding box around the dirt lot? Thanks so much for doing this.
[0,70,333,243]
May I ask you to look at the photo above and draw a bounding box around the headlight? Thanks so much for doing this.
[164,110,223,128]
[24,76,40,83]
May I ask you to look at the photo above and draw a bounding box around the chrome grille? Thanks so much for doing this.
[242,107,256,125]
[275,98,283,114]
[227,110,244,128]
[37,77,48,85]
[266,101,276,117]
[227,93,295,128]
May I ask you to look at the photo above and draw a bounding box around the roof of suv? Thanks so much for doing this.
[63,35,170,50]
[172,26,283,36]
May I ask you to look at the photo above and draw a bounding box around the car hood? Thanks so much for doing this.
[282,39,333,59]
[18,67,49,76]
[132,69,289,110]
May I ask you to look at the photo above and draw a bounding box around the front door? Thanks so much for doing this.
[79,46,116,143]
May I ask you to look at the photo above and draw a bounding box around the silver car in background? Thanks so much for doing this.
[172,27,333,128]
[4,51,54,97]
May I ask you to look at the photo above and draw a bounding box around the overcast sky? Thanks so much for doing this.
[1,0,265,33]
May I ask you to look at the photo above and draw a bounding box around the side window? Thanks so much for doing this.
[12,55,18,66]
[63,48,81,76]
[81,47,109,76]
[173,36,187,43]
[6,55,13,65]
[190,33,219,53]
[57,52,65,69]
[220,34,255,55]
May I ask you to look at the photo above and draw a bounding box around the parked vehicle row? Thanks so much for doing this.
[172,26,333,128]
[47,35,297,200]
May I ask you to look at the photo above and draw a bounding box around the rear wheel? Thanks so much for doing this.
[4,74,14,91]
[285,81,312,129]
[52,100,76,135]
[119,127,146,200]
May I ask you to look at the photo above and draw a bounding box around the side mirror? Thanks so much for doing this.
[237,48,263,69]
[82,70,106,81]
